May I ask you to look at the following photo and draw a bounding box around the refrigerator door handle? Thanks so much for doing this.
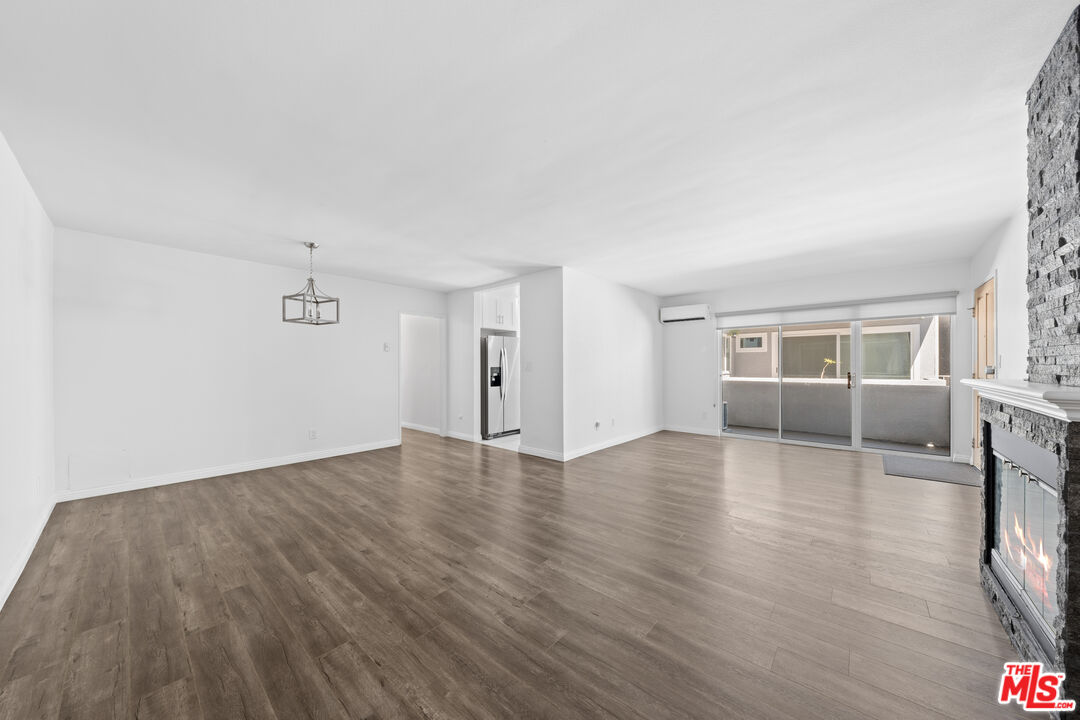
[499,347,506,400]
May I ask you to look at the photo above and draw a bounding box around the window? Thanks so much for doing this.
[736,333,767,352]
[862,331,912,379]
[721,313,953,455]
[779,324,919,380]
[782,335,848,378]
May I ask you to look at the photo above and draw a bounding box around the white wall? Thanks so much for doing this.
[0,131,54,611]
[54,229,446,500]
[663,320,720,435]
[661,259,976,460]
[518,269,565,459]
[400,314,443,434]
[666,259,970,314]
[562,268,663,459]
[446,288,478,441]
[968,210,1029,380]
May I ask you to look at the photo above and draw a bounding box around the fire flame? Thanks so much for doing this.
[1005,512,1053,609]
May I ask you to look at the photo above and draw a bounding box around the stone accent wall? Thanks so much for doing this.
[980,11,1080,710]
[980,397,1080,700]
[1027,7,1080,387]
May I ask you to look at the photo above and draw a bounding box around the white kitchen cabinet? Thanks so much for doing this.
[482,292,499,329]
[480,285,519,331]
[507,295,519,331]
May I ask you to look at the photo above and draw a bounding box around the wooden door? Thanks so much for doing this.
[972,277,996,468]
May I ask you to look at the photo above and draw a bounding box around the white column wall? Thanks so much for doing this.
[0,130,55,611]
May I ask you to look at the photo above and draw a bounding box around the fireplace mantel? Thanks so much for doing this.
[962,378,1080,422]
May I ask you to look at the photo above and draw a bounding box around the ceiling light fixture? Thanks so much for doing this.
[282,241,340,325]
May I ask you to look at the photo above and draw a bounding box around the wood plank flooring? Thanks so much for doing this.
[0,429,1028,719]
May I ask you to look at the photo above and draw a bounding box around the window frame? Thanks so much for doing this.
[735,332,768,353]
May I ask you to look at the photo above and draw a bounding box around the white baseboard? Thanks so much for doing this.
[518,444,565,461]
[55,438,401,503]
[563,426,663,461]
[447,430,476,442]
[520,427,664,463]
[401,422,441,435]
[0,499,55,614]
[663,424,721,437]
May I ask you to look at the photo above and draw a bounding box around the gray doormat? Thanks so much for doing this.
[881,454,982,487]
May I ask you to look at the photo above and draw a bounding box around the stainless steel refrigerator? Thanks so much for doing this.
[481,335,520,439]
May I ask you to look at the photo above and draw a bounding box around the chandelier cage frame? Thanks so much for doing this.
[282,242,340,325]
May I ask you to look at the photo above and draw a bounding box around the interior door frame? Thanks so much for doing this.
[972,273,998,468]
[398,312,449,440]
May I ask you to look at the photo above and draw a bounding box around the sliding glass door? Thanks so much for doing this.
[720,313,952,455]
[780,322,853,447]
[720,326,779,438]
[860,315,951,455]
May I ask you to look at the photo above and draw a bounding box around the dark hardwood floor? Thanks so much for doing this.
[0,429,1026,719]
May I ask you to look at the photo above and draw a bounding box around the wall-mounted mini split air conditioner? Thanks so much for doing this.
[658,304,712,323]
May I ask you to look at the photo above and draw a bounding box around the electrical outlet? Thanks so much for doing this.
[308,428,318,440]
[594,420,600,430]
[383,342,390,352]
[611,418,615,427]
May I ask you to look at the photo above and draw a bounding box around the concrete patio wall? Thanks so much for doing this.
[723,379,950,446]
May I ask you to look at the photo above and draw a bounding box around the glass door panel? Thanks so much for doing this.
[780,322,852,446]
[994,455,1061,631]
[1023,478,1051,621]
[1001,460,1027,582]
[720,326,779,438]
[860,315,951,455]
[1041,483,1061,625]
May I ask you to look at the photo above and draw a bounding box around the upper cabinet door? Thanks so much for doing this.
[480,285,520,331]
[482,292,500,329]
[505,297,519,331]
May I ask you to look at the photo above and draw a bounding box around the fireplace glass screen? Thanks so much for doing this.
[993,453,1060,630]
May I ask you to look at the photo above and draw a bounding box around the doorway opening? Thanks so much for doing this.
[399,313,446,437]
[720,314,953,457]
[479,283,521,452]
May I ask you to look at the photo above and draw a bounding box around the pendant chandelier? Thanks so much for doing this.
[282,241,340,325]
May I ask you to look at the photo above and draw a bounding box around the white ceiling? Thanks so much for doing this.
[0,1,1073,295]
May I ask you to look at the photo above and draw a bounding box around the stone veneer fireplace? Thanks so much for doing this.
[966,390,1080,692]
[962,6,1080,706]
